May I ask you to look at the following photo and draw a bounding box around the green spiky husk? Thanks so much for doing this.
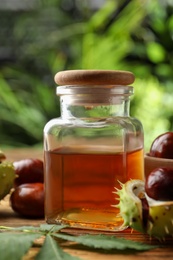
[147,200,173,239]
[117,180,173,239]
[116,180,145,233]
[0,162,15,200]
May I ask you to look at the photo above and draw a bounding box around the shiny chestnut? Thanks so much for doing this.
[13,158,44,186]
[149,132,173,159]
[145,167,173,201]
[10,183,44,218]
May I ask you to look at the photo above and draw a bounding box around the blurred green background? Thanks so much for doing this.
[0,0,173,151]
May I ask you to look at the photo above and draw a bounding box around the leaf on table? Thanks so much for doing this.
[35,234,80,260]
[39,224,67,233]
[54,233,157,251]
[0,233,41,260]
[13,225,39,231]
[1,225,40,231]
[0,224,67,234]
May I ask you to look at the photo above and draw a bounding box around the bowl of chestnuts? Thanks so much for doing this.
[145,131,173,178]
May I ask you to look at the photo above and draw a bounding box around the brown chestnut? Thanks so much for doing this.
[13,158,44,187]
[0,150,6,163]
[145,167,173,201]
[149,132,173,159]
[10,183,44,218]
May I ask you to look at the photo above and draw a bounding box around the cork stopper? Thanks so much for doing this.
[54,70,135,86]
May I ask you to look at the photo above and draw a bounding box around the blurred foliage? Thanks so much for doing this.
[0,0,173,150]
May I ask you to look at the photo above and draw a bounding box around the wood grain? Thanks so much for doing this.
[54,70,135,86]
[1,148,173,259]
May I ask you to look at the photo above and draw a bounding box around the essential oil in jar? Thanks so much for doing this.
[44,146,144,230]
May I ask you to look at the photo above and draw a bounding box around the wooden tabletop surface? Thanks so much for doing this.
[1,147,173,260]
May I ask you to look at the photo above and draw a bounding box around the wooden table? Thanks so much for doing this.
[1,148,173,260]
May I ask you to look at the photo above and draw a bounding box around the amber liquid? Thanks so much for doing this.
[44,148,144,231]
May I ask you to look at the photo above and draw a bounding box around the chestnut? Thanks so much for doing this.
[0,150,6,163]
[145,167,173,201]
[13,158,44,187]
[10,183,44,218]
[149,132,173,159]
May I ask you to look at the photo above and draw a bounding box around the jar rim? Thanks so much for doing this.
[56,85,134,96]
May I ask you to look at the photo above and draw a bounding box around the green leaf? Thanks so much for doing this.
[39,224,67,233]
[0,226,39,231]
[54,233,157,251]
[0,233,41,260]
[0,224,67,234]
[35,234,80,260]
[146,42,166,63]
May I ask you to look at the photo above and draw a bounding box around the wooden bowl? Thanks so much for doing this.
[144,153,173,178]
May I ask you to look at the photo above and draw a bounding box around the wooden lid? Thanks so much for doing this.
[54,70,135,86]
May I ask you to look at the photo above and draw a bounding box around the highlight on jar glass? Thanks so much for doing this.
[44,70,144,231]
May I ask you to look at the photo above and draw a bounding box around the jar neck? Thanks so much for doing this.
[57,85,133,119]
[60,97,131,119]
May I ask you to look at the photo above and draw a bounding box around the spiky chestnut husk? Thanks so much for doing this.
[116,179,173,239]
[146,195,173,238]
[0,162,15,200]
[116,180,145,233]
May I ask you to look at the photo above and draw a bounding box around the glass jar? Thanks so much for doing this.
[44,70,144,231]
